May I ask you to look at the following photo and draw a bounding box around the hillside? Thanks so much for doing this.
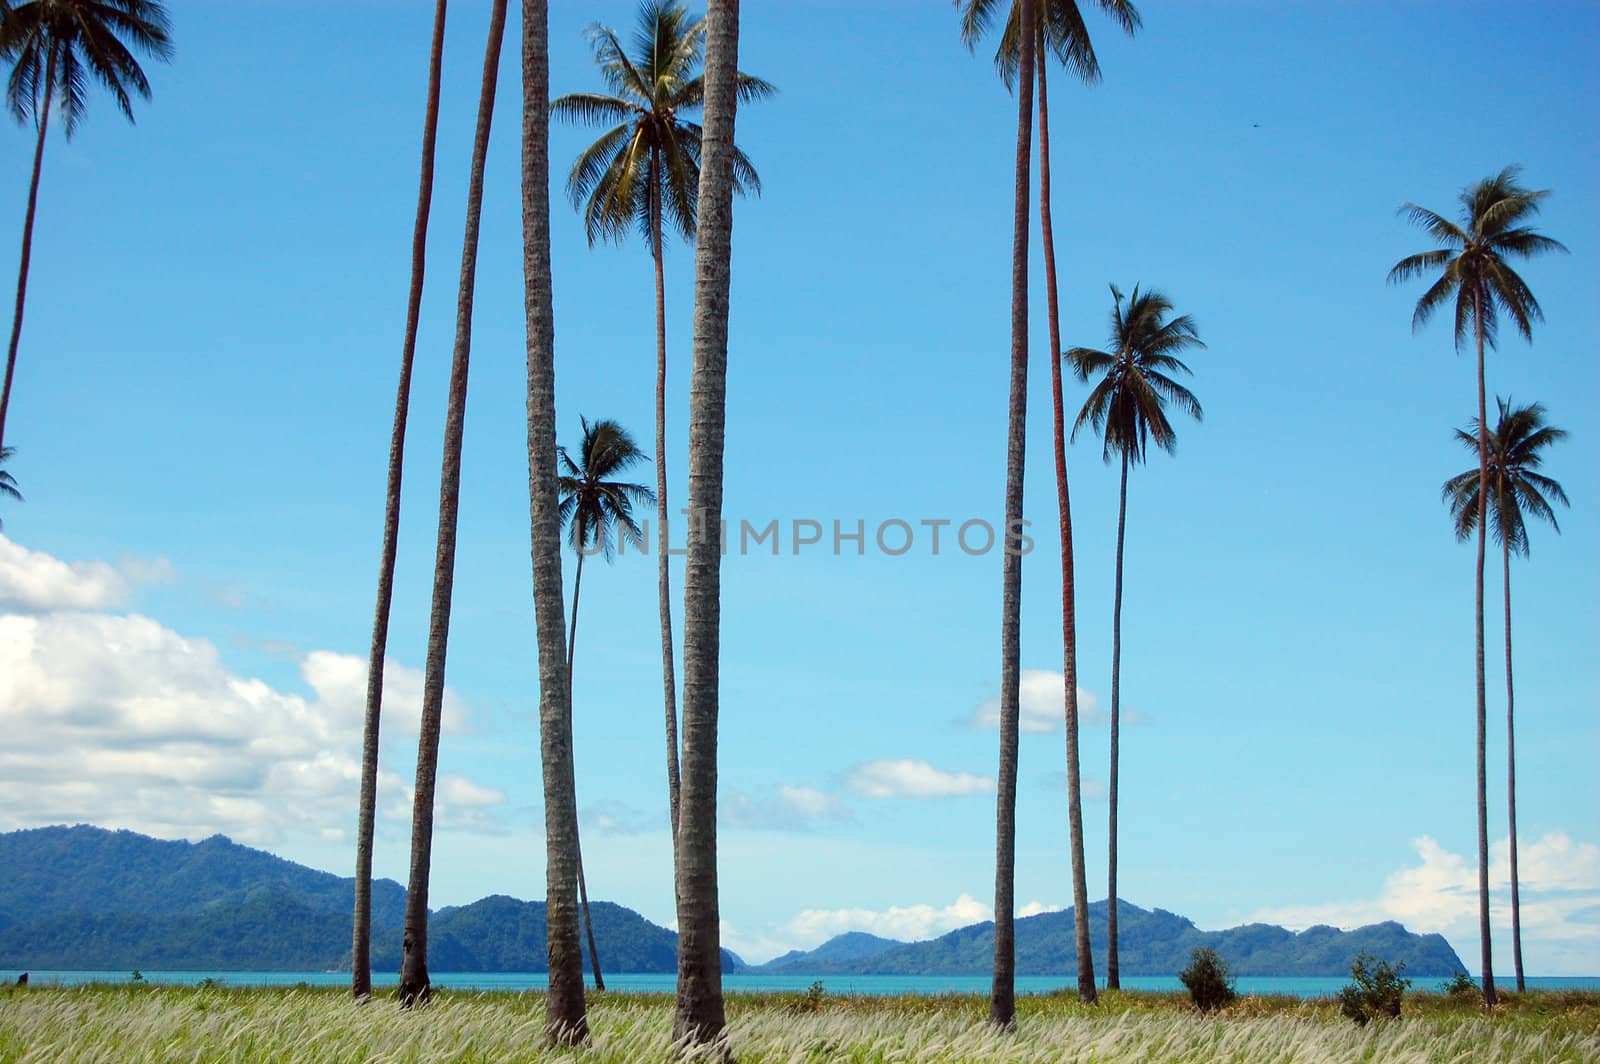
[0,826,740,973]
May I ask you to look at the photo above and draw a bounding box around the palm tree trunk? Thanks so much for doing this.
[672,0,741,1051]
[0,54,55,456]
[352,0,448,1001]
[1036,46,1095,1006]
[521,0,588,1043]
[564,550,606,991]
[1107,445,1129,991]
[1472,289,1497,1008]
[650,170,683,841]
[989,0,1035,1031]
[396,0,507,1008]
[1504,537,1523,992]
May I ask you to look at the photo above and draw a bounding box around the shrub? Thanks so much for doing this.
[1440,971,1477,997]
[1179,947,1237,1012]
[1338,952,1409,1025]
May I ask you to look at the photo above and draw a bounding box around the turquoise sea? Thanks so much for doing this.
[6,971,1598,996]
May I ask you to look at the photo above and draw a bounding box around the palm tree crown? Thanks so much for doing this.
[957,0,1139,88]
[1388,166,1567,350]
[1443,398,1569,556]
[0,445,21,528]
[551,0,772,246]
[2,0,173,135]
[559,417,655,558]
[1066,283,1204,462]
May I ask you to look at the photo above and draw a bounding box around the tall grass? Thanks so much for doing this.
[1,986,1596,1062]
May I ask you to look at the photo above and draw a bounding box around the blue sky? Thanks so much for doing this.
[0,1,1596,972]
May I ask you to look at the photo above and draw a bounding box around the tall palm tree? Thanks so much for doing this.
[0,445,21,529]
[351,0,448,1003]
[672,0,742,1050]
[958,0,1138,1003]
[0,0,172,454]
[1066,284,1203,988]
[1442,397,1568,994]
[1389,166,1566,1007]
[558,416,655,993]
[552,0,771,842]
[520,0,587,1043]
[395,0,507,1008]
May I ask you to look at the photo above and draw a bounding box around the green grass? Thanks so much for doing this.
[1,985,1597,1062]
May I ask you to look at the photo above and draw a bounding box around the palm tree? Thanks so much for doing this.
[1389,166,1566,1007]
[558,416,655,993]
[351,0,448,1003]
[672,0,742,1050]
[520,0,587,1043]
[552,0,771,842]
[0,445,21,529]
[0,0,172,455]
[1066,284,1203,989]
[1442,397,1568,994]
[395,0,507,1008]
[958,0,1139,1003]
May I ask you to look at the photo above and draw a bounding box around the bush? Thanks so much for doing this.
[1179,947,1237,1011]
[1440,971,1477,997]
[1338,952,1410,1025]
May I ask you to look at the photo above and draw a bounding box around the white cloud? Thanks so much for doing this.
[0,539,497,847]
[785,893,993,946]
[971,669,1104,733]
[846,759,993,799]
[1018,900,1064,918]
[1247,831,1600,976]
[723,784,853,831]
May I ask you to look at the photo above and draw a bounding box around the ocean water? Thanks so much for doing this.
[6,970,1598,996]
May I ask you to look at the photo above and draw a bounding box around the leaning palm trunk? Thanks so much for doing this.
[1035,47,1095,1005]
[521,0,588,1042]
[564,551,605,991]
[396,0,507,1008]
[1471,290,1496,1007]
[672,0,741,1051]
[990,0,1035,1032]
[1503,534,1524,991]
[0,53,55,456]
[651,174,683,840]
[352,0,448,1002]
[1107,446,1128,989]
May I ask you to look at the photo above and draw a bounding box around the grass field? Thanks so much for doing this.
[2,984,1597,1062]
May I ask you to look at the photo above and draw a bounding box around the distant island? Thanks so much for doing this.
[0,826,1464,977]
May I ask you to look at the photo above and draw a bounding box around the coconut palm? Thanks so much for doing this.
[552,0,771,842]
[0,0,172,454]
[395,0,508,1008]
[1066,284,1203,989]
[1389,166,1566,1006]
[558,416,655,993]
[351,0,448,1003]
[521,0,587,1043]
[958,0,1139,1002]
[0,445,21,529]
[671,0,742,1050]
[1443,397,1568,994]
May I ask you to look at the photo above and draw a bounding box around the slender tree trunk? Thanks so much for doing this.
[990,0,1035,1031]
[651,172,683,841]
[1036,47,1095,1005]
[1107,446,1128,990]
[396,0,507,1008]
[352,0,448,1001]
[564,551,606,991]
[1472,290,1497,1007]
[672,0,740,1051]
[1504,539,1523,992]
[521,0,588,1042]
[0,56,54,456]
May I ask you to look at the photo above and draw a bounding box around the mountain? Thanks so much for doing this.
[759,900,1465,977]
[751,931,901,972]
[0,825,742,973]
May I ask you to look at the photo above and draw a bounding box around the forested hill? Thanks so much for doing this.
[758,900,1466,977]
[0,825,742,973]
